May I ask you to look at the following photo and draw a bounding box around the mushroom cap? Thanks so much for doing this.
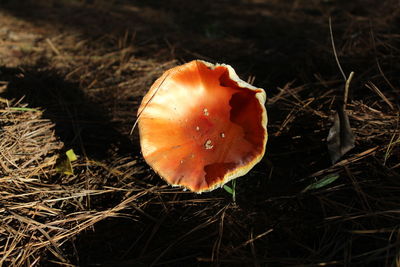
[138,60,267,193]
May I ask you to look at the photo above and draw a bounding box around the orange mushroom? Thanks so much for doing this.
[137,60,267,193]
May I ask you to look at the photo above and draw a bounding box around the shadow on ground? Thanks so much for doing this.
[0,66,136,159]
[0,0,339,89]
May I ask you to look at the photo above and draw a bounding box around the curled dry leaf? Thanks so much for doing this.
[327,104,355,164]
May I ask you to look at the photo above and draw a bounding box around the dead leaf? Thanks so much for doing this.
[327,104,355,163]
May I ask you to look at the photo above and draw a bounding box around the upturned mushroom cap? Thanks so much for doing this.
[138,60,267,193]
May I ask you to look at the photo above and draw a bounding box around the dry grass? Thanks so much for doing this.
[0,0,399,266]
[0,100,143,265]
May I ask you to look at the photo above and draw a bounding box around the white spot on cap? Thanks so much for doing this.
[203,108,209,116]
[180,160,184,164]
[204,139,213,150]
[196,126,200,131]
[220,132,225,138]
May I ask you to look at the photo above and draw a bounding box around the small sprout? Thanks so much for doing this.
[223,184,233,194]
[223,179,236,203]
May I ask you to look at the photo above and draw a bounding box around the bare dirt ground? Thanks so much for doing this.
[0,0,399,266]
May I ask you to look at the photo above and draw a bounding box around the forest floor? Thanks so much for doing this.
[0,0,399,266]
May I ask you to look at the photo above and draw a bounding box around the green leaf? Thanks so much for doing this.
[55,149,78,175]
[223,185,233,194]
[66,149,78,162]
[303,174,340,192]
[223,180,237,203]
[55,158,74,175]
